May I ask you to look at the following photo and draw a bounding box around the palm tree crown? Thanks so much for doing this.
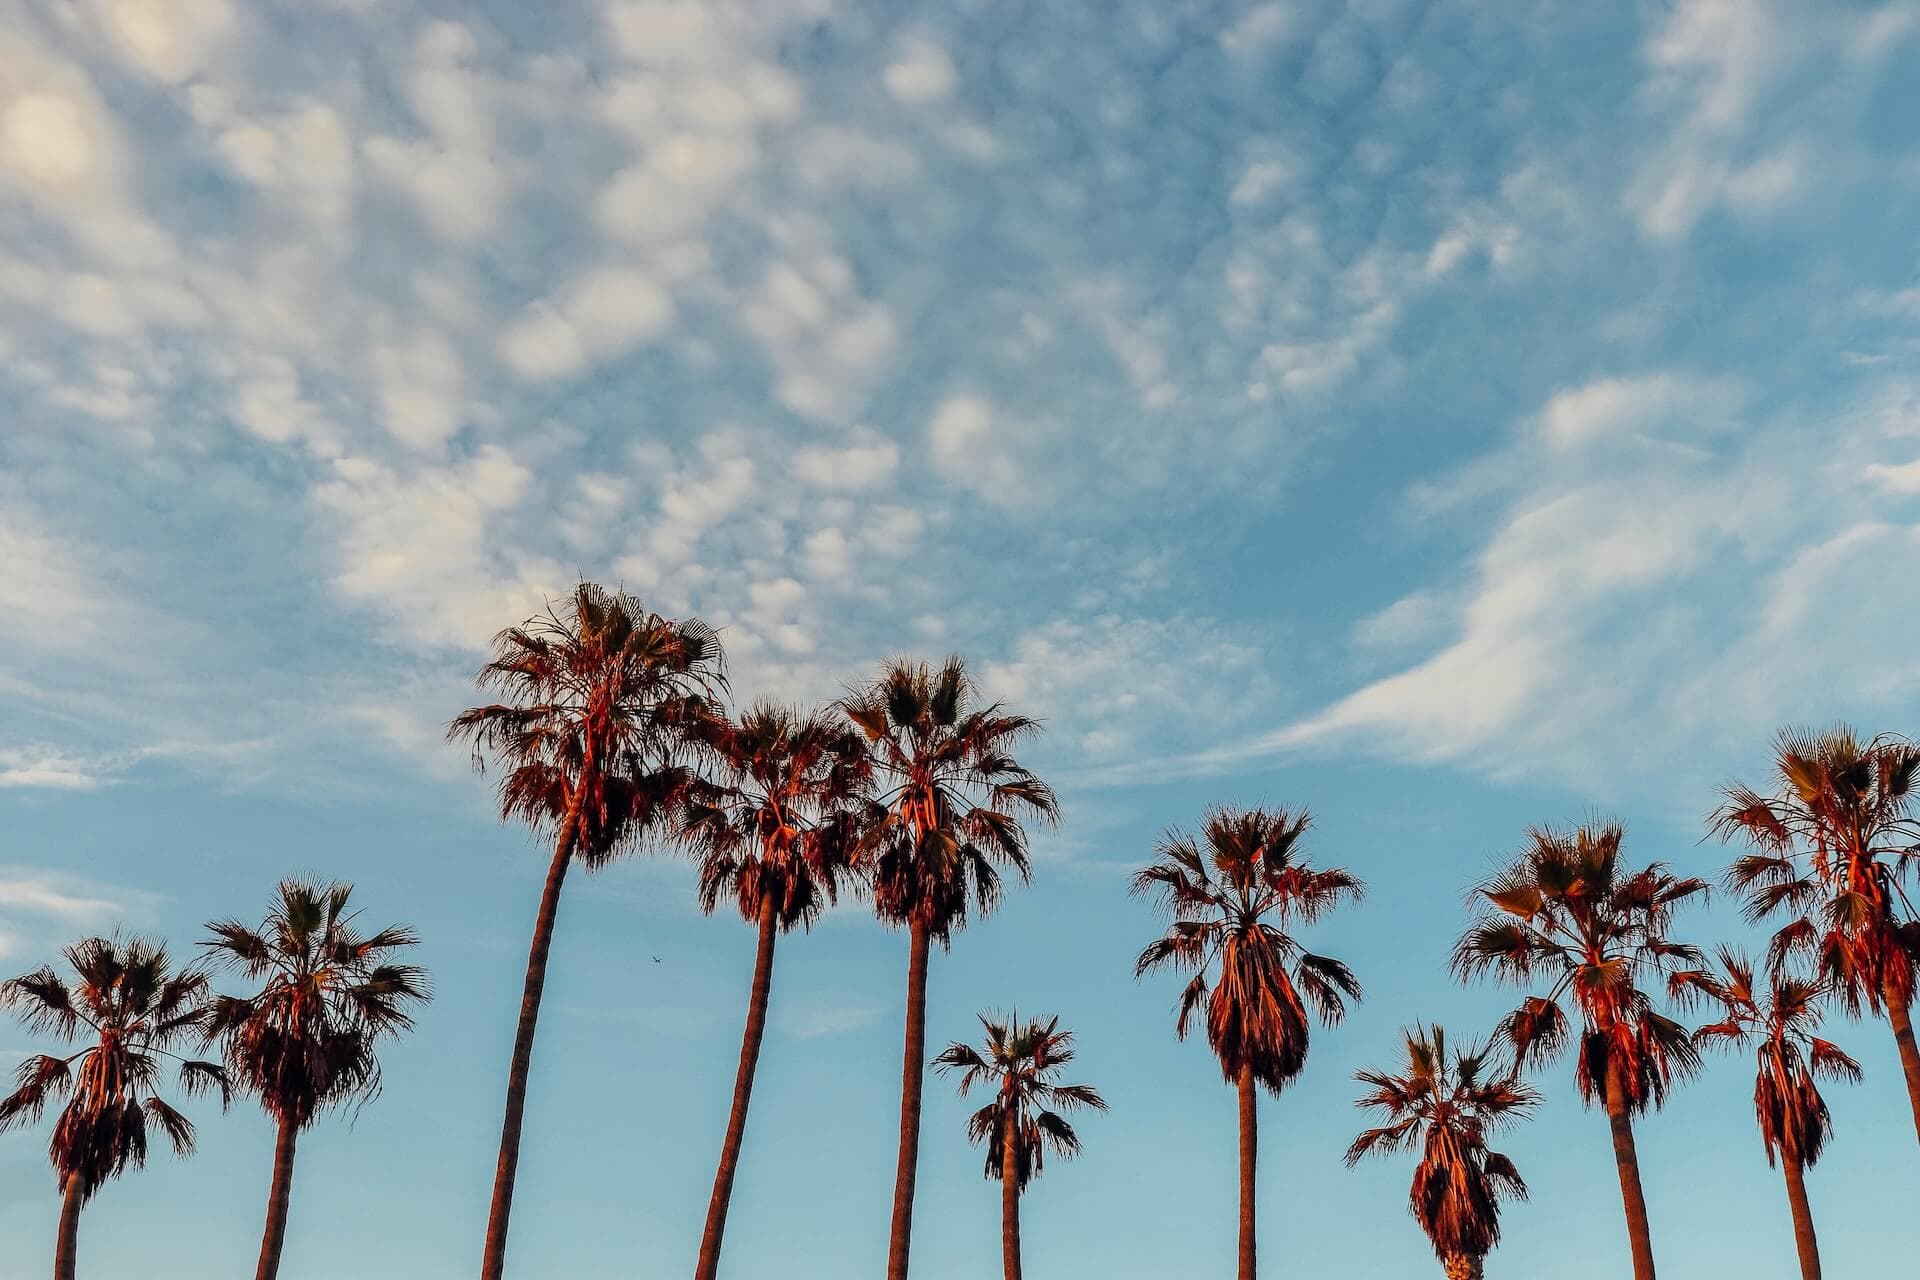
[1714,727,1920,1017]
[1452,821,1708,1112]
[1132,806,1364,1091]
[1347,1025,1536,1266]
[683,700,872,931]
[1672,950,1861,1169]
[0,936,229,1202]
[449,581,727,864]
[201,879,430,1129]
[935,1012,1107,1188]
[841,657,1058,942]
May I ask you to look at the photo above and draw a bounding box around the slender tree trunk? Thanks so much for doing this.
[1001,1104,1023,1280]
[480,807,581,1280]
[1780,1158,1821,1280]
[254,1119,299,1280]
[885,919,932,1280]
[1883,989,1920,1144]
[52,1171,81,1280]
[693,895,779,1280]
[1237,1062,1257,1280]
[1442,1254,1483,1280]
[1603,1061,1657,1280]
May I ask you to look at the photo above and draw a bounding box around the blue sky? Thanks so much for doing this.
[3,0,1920,1274]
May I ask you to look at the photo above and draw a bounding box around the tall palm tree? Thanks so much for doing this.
[1133,806,1364,1280]
[200,879,431,1280]
[933,1012,1106,1280]
[0,936,229,1280]
[1671,950,1861,1280]
[1345,1025,1537,1280]
[1712,726,1920,1142]
[1452,821,1706,1280]
[450,582,726,1280]
[681,701,871,1280]
[840,656,1057,1280]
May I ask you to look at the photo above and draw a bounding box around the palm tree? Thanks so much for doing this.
[200,879,431,1280]
[933,1012,1106,1280]
[1345,1025,1537,1280]
[840,656,1057,1280]
[681,701,870,1280]
[1132,806,1364,1280]
[1712,726,1920,1142]
[1671,950,1861,1280]
[0,936,229,1280]
[1452,821,1706,1280]
[450,582,726,1280]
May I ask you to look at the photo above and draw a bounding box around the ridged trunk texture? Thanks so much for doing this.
[254,1119,299,1280]
[693,895,780,1280]
[53,1171,81,1280]
[1884,991,1920,1145]
[1603,1062,1657,1280]
[885,920,933,1280]
[1001,1103,1023,1280]
[1237,1062,1257,1280]
[479,802,582,1280]
[1780,1158,1821,1280]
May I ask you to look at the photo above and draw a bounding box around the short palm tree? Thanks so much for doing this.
[1133,806,1364,1280]
[933,1012,1106,1280]
[0,936,228,1280]
[1712,726,1920,1142]
[840,657,1057,1280]
[1671,950,1861,1280]
[450,582,726,1280]
[201,879,430,1280]
[681,701,871,1280]
[1346,1025,1537,1280]
[1453,821,1706,1280]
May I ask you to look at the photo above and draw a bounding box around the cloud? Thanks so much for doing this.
[0,748,109,791]
[499,266,677,381]
[883,42,957,104]
[0,869,157,961]
[776,1004,877,1039]
[794,440,899,491]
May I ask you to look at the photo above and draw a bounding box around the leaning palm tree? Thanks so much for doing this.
[1453,821,1706,1280]
[1133,806,1364,1280]
[840,656,1057,1280]
[1346,1025,1537,1280]
[450,582,726,1280]
[681,702,871,1280]
[0,936,228,1280]
[1671,950,1861,1280]
[933,1012,1106,1280]
[200,879,431,1280]
[1712,726,1920,1142]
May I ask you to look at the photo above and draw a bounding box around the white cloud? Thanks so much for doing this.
[499,266,677,381]
[742,246,897,423]
[776,1004,877,1039]
[96,0,236,84]
[1535,373,1741,449]
[1220,3,1293,58]
[365,23,507,244]
[0,748,108,790]
[884,43,957,104]
[793,440,899,491]
[375,329,466,450]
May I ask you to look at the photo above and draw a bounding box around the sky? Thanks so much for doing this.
[2,0,1919,1275]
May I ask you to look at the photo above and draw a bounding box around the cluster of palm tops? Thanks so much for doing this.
[5,583,1918,1280]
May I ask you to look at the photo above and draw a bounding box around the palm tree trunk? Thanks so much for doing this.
[1237,1061,1257,1280]
[1442,1254,1483,1280]
[1001,1105,1023,1280]
[52,1170,81,1280]
[1603,1061,1657,1280]
[480,806,581,1280]
[1883,988,1920,1144]
[254,1119,299,1280]
[885,919,932,1280]
[1780,1158,1821,1280]
[693,894,779,1280]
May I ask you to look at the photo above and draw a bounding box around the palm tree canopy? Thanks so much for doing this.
[681,700,873,931]
[1453,821,1708,1114]
[448,582,727,867]
[0,936,229,1202]
[1713,726,1920,1015]
[201,879,430,1130]
[1347,1025,1536,1263]
[934,1012,1106,1190]
[1133,806,1365,1094]
[1671,949,1862,1169]
[840,657,1057,946]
